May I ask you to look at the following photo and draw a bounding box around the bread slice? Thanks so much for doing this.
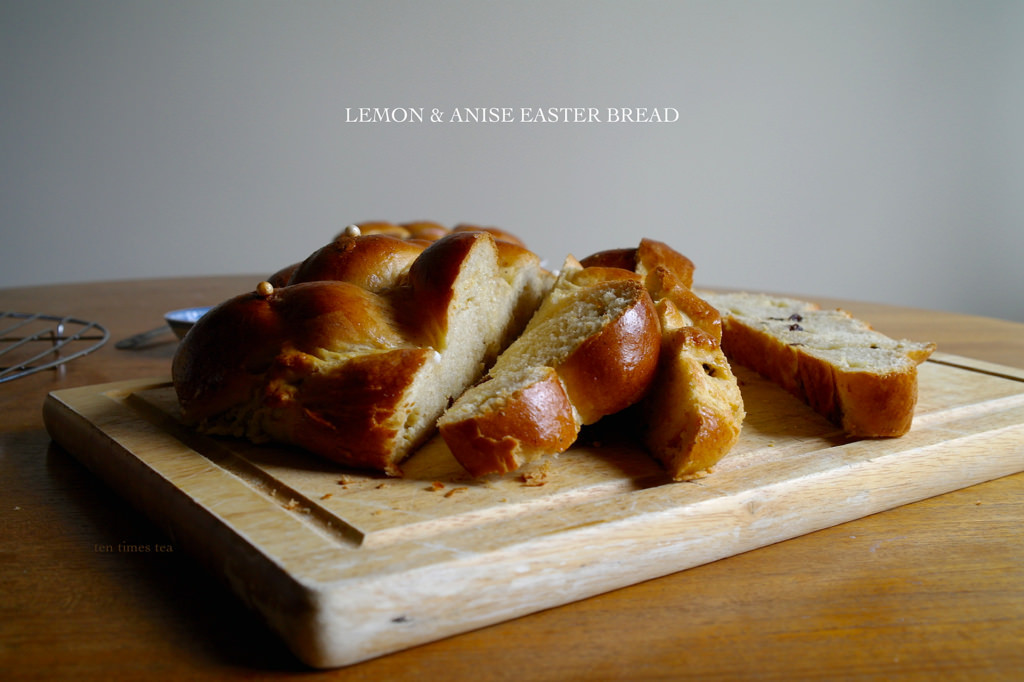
[172,230,553,475]
[638,267,745,480]
[698,291,937,437]
[582,240,745,480]
[437,259,662,477]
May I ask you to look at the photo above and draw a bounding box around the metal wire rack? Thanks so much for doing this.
[0,312,110,384]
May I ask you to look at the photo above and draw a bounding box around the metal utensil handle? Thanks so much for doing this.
[115,325,171,350]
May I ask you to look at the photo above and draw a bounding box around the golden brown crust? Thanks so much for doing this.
[344,221,411,239]
[562,265,644,287]
[705,292,936,437]
[438,369,578,477]
[633,238,696,289]
[717,313,923,437]
[172,289,284,421]
[451,223,527,246]
[395,221,450,241]
[260,347,437,475]
[556,279,662,424]
[642,266,721,341]
[638,326,744,480]
[173,224,551,476]
[438,264,662,476]
[581,239,715,338]
[581,238,696,289]
[402,230,492,349]
[833,369,919,437]
[582,239,745,480]
[334,220,527,247]
[172,281,412,423]
[577,246,636,272]
[288,234,427,291]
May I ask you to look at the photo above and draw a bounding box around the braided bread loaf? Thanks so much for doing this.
[172,222,553,475]
[174,219,937,483]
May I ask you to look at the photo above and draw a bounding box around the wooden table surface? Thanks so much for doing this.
[2,276,1022,680]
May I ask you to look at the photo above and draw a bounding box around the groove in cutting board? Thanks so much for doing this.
[41,352,1024,668]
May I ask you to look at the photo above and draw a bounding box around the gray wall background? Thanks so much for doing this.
[4,1,1023,321]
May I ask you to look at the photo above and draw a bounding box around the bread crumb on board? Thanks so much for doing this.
[677,466,714,482]
[519,461,552,487]
[283,498,310,513]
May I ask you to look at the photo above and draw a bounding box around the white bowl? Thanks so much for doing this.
[164,306,212,340]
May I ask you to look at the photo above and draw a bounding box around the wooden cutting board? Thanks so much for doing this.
[42,352,1024,668]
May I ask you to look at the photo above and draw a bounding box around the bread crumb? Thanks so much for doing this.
[677,466,713,482]
[284,499,301,510]
[444,487,468,498]
[519,462,551,487]
[320,493,333,500]
[425,481,445,492]
[375,482,390,489]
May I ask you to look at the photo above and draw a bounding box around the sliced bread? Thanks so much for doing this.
[582,240,745,480]
[699,291,937,437]
[173,229,553,475]
[437,259,662,477]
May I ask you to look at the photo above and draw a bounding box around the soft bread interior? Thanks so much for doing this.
[447,263,643,417]
[639,327,745,480]
[179,231,554,474]
[698,291,937,437]
[701,293,935,371]
[438,261,657,473]
[394,238,551,455]
[489,267,642,379]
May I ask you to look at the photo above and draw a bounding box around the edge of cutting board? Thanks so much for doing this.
[41,353,1024,667]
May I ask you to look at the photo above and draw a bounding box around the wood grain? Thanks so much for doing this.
[41,353,1024,667]
[3,276,1023,680]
